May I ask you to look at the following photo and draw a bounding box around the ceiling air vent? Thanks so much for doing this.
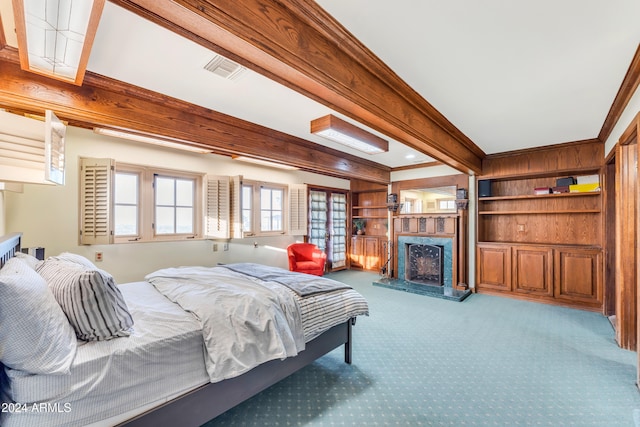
[204,55,246,80]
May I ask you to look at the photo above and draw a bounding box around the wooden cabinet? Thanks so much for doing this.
[477,243,601,309]
[476,141,604,311]
[350,235,385,271]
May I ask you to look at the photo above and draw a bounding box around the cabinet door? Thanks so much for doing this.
[476,243,511,291]
[554,247,602,306]
[512,246,553,297]
[364,237,380,270]
[350,236,364,269]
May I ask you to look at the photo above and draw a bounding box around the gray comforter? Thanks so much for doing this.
[146,265,305,383]
[221,263,352,296]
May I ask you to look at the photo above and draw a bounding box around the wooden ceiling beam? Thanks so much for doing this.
[117,0,484,174]
[0,54,390,184]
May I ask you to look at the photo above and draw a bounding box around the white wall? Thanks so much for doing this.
[3,126,349,283]
[605,84,640,155]
[390,163,460,182]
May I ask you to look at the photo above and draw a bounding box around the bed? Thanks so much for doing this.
[0,233,369,427]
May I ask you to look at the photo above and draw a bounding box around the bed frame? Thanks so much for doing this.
[0,233,356,427]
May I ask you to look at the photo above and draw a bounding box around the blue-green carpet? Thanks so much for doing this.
[202,271,640,426]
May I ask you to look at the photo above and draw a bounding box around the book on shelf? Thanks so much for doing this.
[569,183,601,193]
[534,187,551,195]
[576,174,599,185]
[552,186,570,194]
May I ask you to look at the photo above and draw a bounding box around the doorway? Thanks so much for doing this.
[308,188,348,272]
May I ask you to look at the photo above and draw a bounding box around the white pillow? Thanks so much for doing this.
[0,257,77,374]
[37,259,134,341]
[14,251,42,270]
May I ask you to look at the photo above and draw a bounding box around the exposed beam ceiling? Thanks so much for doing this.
[0,51,390,183]
[114,0,484,174]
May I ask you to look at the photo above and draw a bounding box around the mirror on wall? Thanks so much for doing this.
[399,185,457,214]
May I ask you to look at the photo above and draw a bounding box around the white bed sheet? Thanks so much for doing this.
[1,281,209,427]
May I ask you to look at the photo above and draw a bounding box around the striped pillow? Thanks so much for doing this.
[37,259,134,341]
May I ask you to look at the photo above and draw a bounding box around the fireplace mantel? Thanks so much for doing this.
[392,214,468,290]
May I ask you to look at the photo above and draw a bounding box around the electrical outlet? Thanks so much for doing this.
[517,224,525,232]
[95,252,103,262]
[254,241,258,248]
[213,243,218,252]
[223,243,229,251]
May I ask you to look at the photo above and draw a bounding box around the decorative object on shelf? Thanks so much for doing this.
[556,177,576,187]
[455,199,469,210]
[386,193,403,212]
[353,218,366,235]
[478,179,492,197]
[455,188,469,210]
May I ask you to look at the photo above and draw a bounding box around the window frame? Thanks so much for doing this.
[113,163,204,243]
[241,179,287,237]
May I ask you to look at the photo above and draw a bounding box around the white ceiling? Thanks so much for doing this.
[5,1,640,170]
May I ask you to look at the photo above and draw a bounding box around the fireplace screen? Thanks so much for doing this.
[405,243,444,286]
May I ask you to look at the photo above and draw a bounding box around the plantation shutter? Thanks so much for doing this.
[204,175,230,239]
[288,184,307,235]
[80,158,114,245]
[230,175,243,238]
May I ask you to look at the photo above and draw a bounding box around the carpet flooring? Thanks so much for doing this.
[202,270,640,426]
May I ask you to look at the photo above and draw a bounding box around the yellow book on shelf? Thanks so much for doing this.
[569,183,600,193]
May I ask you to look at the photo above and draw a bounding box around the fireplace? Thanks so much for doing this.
[405,243,444,286]
[373,214,471,301]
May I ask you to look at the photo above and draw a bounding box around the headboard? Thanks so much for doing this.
[0,232,22,268]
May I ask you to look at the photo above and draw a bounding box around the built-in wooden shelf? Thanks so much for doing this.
[479,191,600,201]
[478,209,601,215]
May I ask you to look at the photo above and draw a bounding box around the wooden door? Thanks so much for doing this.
[616,130,637,350]
[309,189,348,272]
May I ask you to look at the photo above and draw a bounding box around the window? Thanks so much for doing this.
[241,184,253,234]
[241,180,286,236]
[260,187,283,232]
[80,159,204,244]
[154,175,195,235]
[438,199,456,211]
[114,172,139,237]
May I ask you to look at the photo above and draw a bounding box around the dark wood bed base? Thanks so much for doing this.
[0,233,356,427]
[119,319,354,427]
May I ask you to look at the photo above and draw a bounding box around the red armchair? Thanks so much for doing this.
[287,243,327,276]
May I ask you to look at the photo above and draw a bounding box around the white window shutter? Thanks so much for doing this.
[80,158,114,245]
[204,175,230,239]
[288,183,307,235]
[230,175,242,238]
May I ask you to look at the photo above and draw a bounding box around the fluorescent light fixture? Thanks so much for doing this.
[12,0,106,85]
[232,155,299,170]
[0,109,65,185]
[93,128,213,154]
[45,110,66,184]
[310,114,388,154]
